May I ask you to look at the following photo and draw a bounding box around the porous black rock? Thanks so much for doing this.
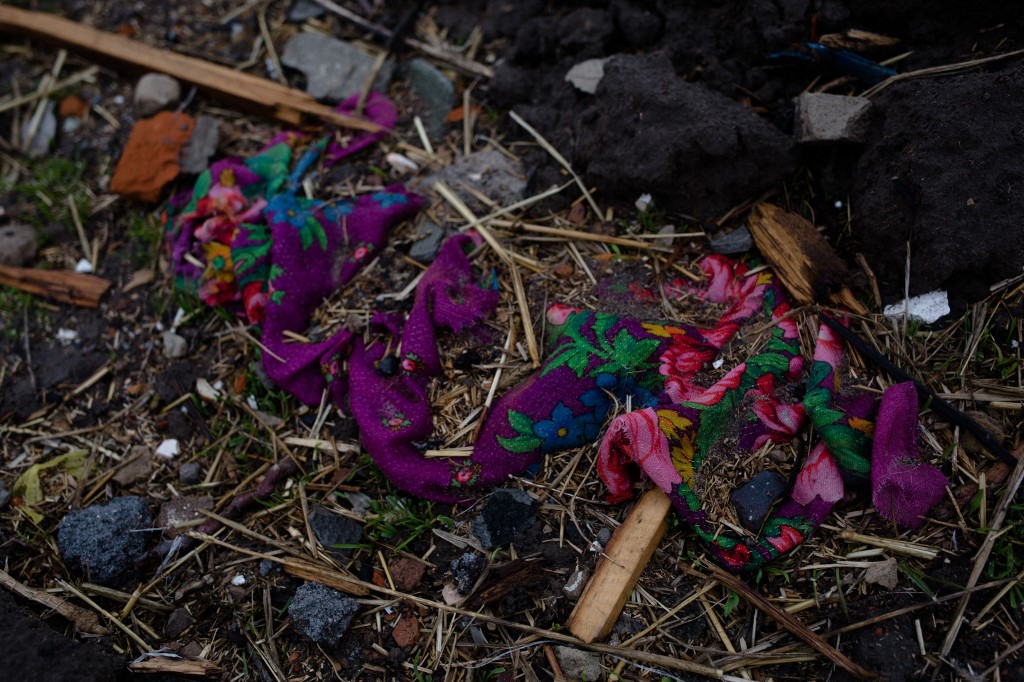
[309,506,363,560]
[471,488,536,549]
[288,582,359,645]
[57,496,153,587]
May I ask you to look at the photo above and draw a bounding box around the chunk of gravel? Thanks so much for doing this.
[288,582,360,645]
[57,496,153,587]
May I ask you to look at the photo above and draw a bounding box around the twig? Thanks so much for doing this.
[681,563,876,680]
[57,580,152,651]
[0,568,110,635]
[509,255,540,368]
[509,110,601,218]
[819,313,1016,467]
[939,446,1024,657]
[863,47,1024,98]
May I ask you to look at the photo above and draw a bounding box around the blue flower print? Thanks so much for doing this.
[533,402,594,453]
[372,191,408,208]
[267,193,308,227]
[322,201,354,222]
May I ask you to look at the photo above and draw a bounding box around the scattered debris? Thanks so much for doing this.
[408,220,445,264]
[392,613,421,648]
[450,552,486,595]
[178,461,203,487]
[416,148,526,212]
[709,225,753,255]
[554,646,603,682]
[796,92,873,144]
[288,581,359,645]
[471,488,537,549]
[388,556,426,592]
[562,566,589,601]
[309,506,363,560]
[112,445,153,486]
[20,100,56,158]
[57,496,153,587]
[564,58,608,94]
[0,224,38,267]
[406,58,455,137]
[730,471,787,532]
[179,114,220,174]
[133,72,181,116]
[110,111,194,202]
[0,263,111,307]
[156,439,180,458]
[864,557,899,589]
[281,33,393,102]
[156,495,214,538]
[883,290,950,324]
[162,330,188,359]
[164,607,194,639]
[287,0,325,23]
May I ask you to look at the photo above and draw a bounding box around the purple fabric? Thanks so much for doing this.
[871,381,949,528]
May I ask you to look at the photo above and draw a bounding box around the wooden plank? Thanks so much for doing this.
[0,264,111,307]
[0,6,383,133]
[568,489,672,643]
[748,201,866,315]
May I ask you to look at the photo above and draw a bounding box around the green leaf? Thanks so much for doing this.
[592,313,617,342]
[507,410,535,436]
[497,433,543,453]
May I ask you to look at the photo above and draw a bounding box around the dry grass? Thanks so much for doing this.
[1,4,1023,682]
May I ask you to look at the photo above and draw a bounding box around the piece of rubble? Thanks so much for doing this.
[709,225,753,255]
[134,73,181,116]
[110,111,194,202]
[57,496,153,587]
[407,58,454,137]
[409,221,445,264]
[179,115,220,175]
[156,495,214,538]
[562,567,590,601]
[288,581,359,644]
[730,471,786,532]
[416,149,526,212]
[162,331,187,359]
[883,290,950,324]
[796,92,873,144]
[555,646,603,681]
[309,506,363,560]
[0,224,38,267]
[287,0,325,22]
[471,488,536,549]
[281,33,393,102]
[565,58,608,94]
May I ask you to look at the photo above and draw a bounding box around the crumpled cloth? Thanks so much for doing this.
[165,95,947,573]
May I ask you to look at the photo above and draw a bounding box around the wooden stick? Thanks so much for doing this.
[0,568,110,636]
[0,6,382,132]
[0,264,110,307]
[682,562,876,680]
[568,488,672,643]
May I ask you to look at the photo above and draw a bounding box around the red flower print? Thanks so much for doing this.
[353,244,369,260]
[767,524,804,553]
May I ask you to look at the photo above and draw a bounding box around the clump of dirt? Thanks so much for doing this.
[574,53,795,218]
[853,60,1024,302]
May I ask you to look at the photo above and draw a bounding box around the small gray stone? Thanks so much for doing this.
[289,581,359,644]
[287,0,325,22]
[450,552,486,595]
[406,58,455,137]
[555,646,603,681]
[710,225,753,255]
[180,115,220,174]
[309,506,363,560]
[57,496,153,587]
[134,73,181,116]
[409,220,445,264]
[20,100,57,158]
[178,461,203,487]
[164,607,194,639]
[0,224,38,267]
[0,480,10,510]
[162,331,187,359]
[471,488,536,549]
[565,58,609,94]
[562,567,590,601]
[344,491,373,516]
[796,92,873,144]
[281,33,393,102]
[730,471,787,532]
[416,149,527,213]
[596,527,612,545]
[156,495,214,538]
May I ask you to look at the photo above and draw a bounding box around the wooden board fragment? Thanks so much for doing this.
[568,489,672,643]
[748,201,867,314]
[0,264,111,307]
[0,6,381,133]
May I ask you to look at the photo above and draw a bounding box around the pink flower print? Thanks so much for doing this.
[598,408,682,504]
[546,302,579,326]
[792,442,844,505]
[353,244,370,261]
[766,524,804,554]
[400,354,419,373]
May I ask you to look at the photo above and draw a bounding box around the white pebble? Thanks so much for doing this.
[231,574,246,586]
[155,439,180,458]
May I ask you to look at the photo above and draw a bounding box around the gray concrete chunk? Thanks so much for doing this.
[796,92,873,144]
[281,33,393,102]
